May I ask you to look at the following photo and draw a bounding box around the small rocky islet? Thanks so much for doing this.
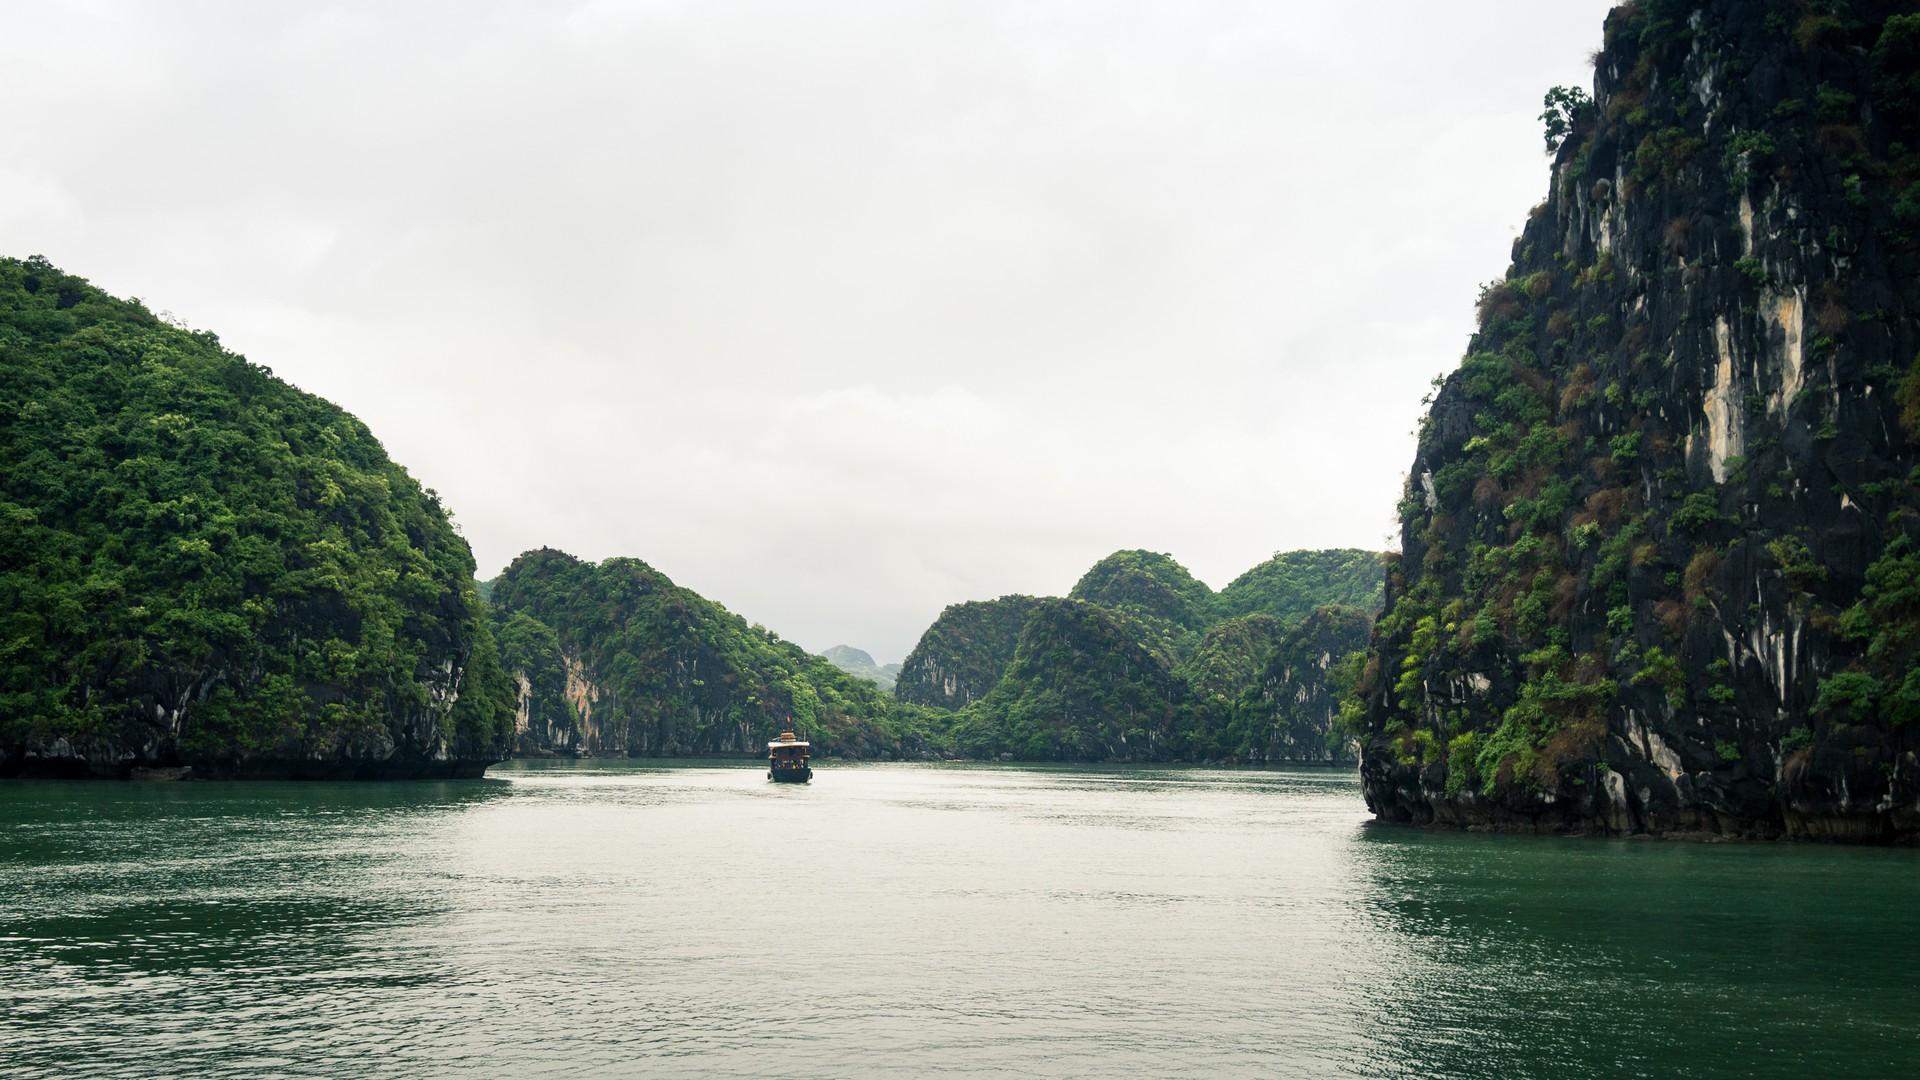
[5,1,1920,845]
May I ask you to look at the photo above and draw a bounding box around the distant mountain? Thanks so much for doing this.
[489,548,936,759]
[898,548,1385,762]
[822,645,900,691]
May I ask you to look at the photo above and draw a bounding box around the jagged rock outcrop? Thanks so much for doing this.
[0,257,516,778]
[894,595,1045,709]
[1358,1,1920,841]
[490,548,935,758]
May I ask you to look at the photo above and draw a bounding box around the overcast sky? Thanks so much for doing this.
[4,0,1614,662]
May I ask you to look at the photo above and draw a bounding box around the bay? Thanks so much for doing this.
[2,762,1915,1078]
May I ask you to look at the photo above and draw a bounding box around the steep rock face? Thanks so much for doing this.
[493,609,578,756]
[952,599,1199,761]
[894,595,1044,709]
[1234,607,1372,765]
[1357,2,1920,840]
[1216,549,1385,624]
[490,548,934,758]
[0,258,515,778]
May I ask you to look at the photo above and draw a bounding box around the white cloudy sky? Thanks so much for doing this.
[3,0,1614,661]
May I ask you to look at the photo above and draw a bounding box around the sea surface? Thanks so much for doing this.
[2,761,1917,1078]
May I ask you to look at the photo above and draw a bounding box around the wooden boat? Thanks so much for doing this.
[767,729,812,783]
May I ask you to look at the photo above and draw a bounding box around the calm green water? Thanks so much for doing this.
[2,762,1916,1078]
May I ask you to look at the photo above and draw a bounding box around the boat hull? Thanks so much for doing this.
[768,767,812,783]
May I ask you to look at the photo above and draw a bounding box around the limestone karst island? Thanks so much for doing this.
[4,2,1919,1077]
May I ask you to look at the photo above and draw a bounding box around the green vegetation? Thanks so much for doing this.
[901,549,1380,762]
[1215,548,1384,624]
[1180,615,1289,705]
[1224,605,1373,763]
[0,257,514,774]
[1540,85,1592,153]
[1069,549,1216,636]
[951,600,1199,761]
[490,549,939,758]
[894,595,1045,709]
[1817,537,1920,726]
[493,608,576,754]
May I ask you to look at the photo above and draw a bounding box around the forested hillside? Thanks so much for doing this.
[905,548,1384,762]
[894,595,1047,709]
[0,257,515,777]
[489,548,938,758]
[1216,549,1385,624]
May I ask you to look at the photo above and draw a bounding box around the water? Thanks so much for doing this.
[2,762,1916,1079]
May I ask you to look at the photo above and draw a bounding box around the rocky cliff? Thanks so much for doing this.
[490,548,937,758]
[1357,1,1920,840]
[1233,607,1372,765]
[0,257,516,778]
[492,608,578,757]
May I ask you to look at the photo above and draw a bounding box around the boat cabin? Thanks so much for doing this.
[767,729,812,783]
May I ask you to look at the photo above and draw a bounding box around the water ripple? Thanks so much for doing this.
[1,763,1916,1078]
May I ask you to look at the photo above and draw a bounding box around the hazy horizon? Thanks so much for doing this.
[3,0,1614,662]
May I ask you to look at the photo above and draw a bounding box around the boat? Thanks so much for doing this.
[767,729,812,783]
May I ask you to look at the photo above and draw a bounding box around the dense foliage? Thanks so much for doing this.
[951,600,1204,760]
[1178,615,1289,704]
[491,548,939,757]
[0,257,514,776]
[1215,549,1384,625]
[492,607,576,755]
[893,595,1046,709]
[913,549,1382,762]
[1068,549,1216,635]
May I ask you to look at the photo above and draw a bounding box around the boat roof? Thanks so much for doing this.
[768,740,810,749]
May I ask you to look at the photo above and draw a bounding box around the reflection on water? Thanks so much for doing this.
[1,762,1915,1078]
